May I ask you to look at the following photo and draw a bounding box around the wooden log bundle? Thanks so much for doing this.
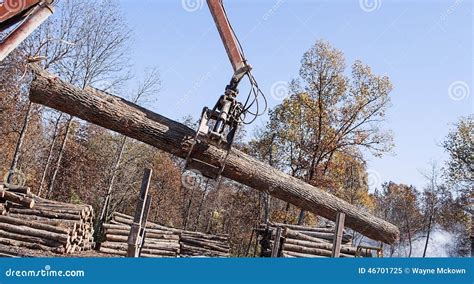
[258,223,372,258]
[28,65,400,244]
[100,212,230,257]
[100,222,181,257]
[0,185,94,257]
[0,183,35,208]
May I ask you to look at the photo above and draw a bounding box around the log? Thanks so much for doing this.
[7,208,82,220]
[0,229,64,248]
[0,190,35,208]
[7,213,81,228]
[294,230,351,244]
[29,65,399,244]
[180,238,229,253]
[0,236,64,253]
[269,228,325,243]
[0,252,18,257]
[0,244,30,257]
[101,241,179,252]
[181,232,229,241]
[99,246,176,257]
[283,238,362,256]
[112,214,181,234]
[0,215,70,235]
[0,183,31,195]
[281,251,326,258]
[180,244,229,257]
[268,222,339,233]
[106,234,180,246]
[282,244,354,258]
[180,235,230,248]
[103,223,130,230]
[0,222,70,243]
[106,229,179,240]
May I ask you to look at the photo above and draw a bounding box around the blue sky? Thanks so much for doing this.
[118,0,472,191]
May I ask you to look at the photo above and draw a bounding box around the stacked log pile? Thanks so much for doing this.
[258,223,371,258]
[0,183,94,257]
[100,212,230,257]
[179,231,230,257]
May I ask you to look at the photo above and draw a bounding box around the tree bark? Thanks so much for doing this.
[28,65,400,244]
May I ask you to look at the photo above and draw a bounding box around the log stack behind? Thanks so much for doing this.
[0,184,94,257]
[100,212,230,257]
[100,222,181,257]
[258,223,372,258]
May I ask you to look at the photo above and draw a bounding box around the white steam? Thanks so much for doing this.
[410,227,455,257]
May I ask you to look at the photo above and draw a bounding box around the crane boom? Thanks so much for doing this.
[206,0,250,75]
[0,0,54,61]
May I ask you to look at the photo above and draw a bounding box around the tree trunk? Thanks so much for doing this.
[38,113,62,197]
[193,180,208,231]
[297,209,305,225]
[422,214,433,257]
[7,101,33,183]
[98,135,127,226]
[28,65,400,244]
[47,116,73,198]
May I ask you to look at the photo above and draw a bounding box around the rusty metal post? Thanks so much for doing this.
[271,226,283,257]
[127,168,152,257]
[331,212,346,257]
[137,194,152,257]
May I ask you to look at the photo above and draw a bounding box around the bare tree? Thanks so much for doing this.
[20,0,132,197]
[37,113,62,196]
[420,162,443,257]
[98,69,161,228]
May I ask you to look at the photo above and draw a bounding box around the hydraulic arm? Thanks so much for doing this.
[184,0,254,181]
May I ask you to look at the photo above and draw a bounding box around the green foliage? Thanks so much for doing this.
[253,40,394,188]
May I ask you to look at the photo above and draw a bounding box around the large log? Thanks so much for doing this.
[283,238,361,256]
[0,236,65,253]
[0,190,35,208]
[0,215,70,235]
[282,243,354,258]
[7,208,82,220]
[0,222,70,244]
[269,222,339,233]
[29,65,399,244]
[0,229,65,248]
